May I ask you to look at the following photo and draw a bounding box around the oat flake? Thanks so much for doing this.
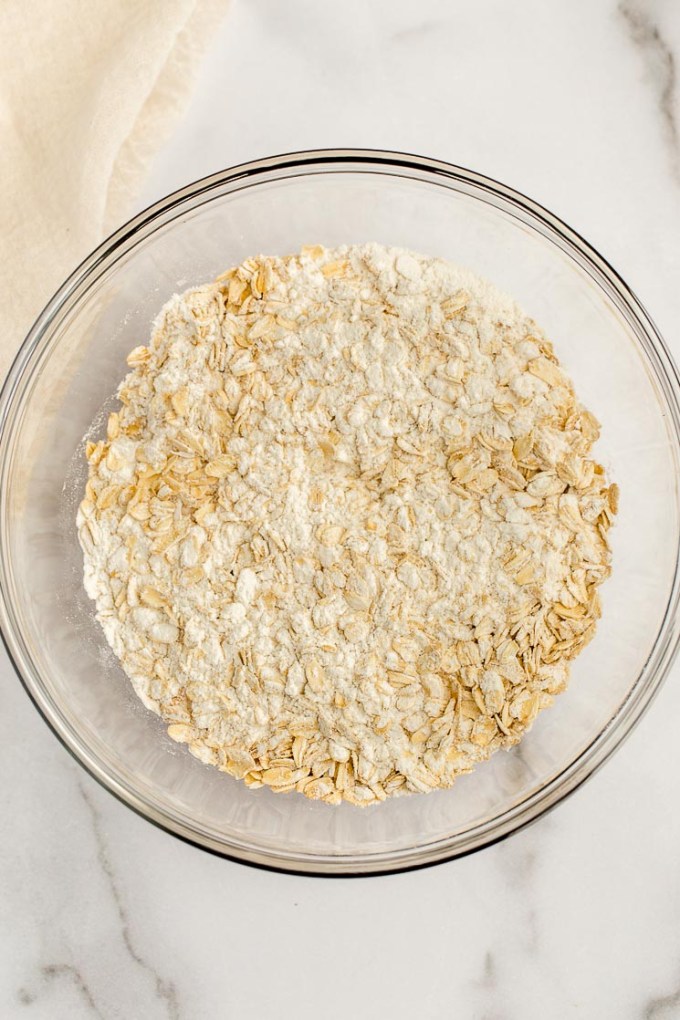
[77,244,616,806]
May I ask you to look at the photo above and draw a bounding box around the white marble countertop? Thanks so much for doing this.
[3,1,680,1017]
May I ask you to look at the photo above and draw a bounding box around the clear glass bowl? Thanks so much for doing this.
[2,150,679,876]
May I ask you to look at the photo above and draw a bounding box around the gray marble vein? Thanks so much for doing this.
[496,839,541,956]
[78,782,181,1020]
[618,0,679,178]
[19,964,103,1017]
[480,950,497,989]
[643,977,680,1019]
[469,949,507,1020]
[390,20,444,43]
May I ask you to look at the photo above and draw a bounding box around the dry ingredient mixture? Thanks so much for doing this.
[78,244,617,806]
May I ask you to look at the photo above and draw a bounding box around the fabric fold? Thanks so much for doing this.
[0,0,229,382]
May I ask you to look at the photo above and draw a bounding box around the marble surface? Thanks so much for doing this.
[3,1,680,1017]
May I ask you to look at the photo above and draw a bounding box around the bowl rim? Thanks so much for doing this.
[2,147,680,877]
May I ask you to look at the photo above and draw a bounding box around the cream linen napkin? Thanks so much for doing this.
[0,0,229,384]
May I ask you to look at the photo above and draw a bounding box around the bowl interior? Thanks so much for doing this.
[2,158,679,873]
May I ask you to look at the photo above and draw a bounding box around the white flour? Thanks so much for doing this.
[77,244,616,805]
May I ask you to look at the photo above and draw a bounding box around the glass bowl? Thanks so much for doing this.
[2,150,679,877]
